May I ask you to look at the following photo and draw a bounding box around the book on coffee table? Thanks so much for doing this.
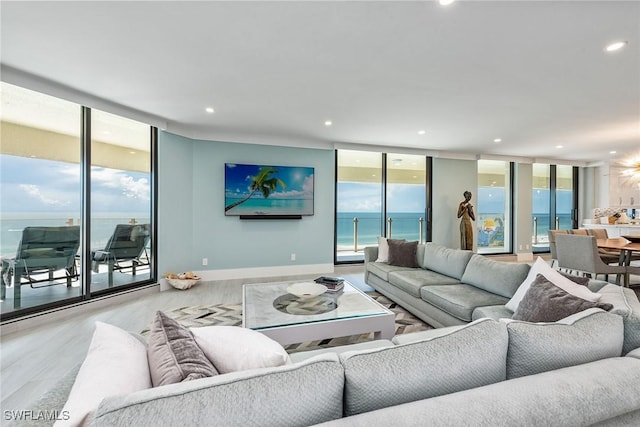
[314,276,345,292]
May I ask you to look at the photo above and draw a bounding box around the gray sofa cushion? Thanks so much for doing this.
[461,254,530,298]
[422,242,473,280]
[420,284,509,322]
[314,357,640,427]
[92,354,344,427]
[340,318,508,416]
[388,269,461,298]
[472,304,514,321]
[367,262,413,282]
[504,308,624,379]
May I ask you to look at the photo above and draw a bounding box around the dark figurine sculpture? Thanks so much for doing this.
[457,191,475,250]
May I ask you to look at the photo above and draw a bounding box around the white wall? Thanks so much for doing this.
[514,162,533,260]
[432,158,478,250]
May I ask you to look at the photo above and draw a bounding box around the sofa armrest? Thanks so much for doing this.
[626,347,640,360]
[364,246,378,263]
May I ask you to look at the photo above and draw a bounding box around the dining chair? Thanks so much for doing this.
[547,229,568,268]
[585,228,632,265]
[555,234,627,286]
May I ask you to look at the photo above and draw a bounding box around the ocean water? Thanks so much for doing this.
[0,213,150,257]
[225,198,313,215]
[337,212,425,249]
[336,212,573,250]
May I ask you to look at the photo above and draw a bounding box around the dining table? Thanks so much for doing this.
[596,237,640,287]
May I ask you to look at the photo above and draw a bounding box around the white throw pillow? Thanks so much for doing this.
[55,322,151,427]
[191,326,290,374]
[375,236,390,262]
[505,257,601,313]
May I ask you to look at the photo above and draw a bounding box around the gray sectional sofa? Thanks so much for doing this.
[364,242,530,328]
[30,309,640,427]
[364,242,640,354]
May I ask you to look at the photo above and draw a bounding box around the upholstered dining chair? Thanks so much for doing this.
[555,234,627,286]
[547,229,569,268]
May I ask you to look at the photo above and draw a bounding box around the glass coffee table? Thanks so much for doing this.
[242,280,395,345]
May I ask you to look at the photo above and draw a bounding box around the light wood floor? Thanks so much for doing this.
[0,265,364,415]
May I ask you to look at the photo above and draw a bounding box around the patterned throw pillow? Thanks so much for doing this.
[147,311,218,386]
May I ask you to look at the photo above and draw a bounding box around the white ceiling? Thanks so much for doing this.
[1,1,639,164]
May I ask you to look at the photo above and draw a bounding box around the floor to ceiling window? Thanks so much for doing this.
[335,150,429,263]
[0,82,156,319]
[386,153,427,243]
[556,165,576,230]
[477,160,512,254]
[532,164,551,252]
[532,163,577,253]
[0,82,83,312]
[335,150,383,262]
[90,109,152,293]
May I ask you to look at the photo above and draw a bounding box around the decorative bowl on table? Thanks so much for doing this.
[165,272,201,290]
[287,282,327,299]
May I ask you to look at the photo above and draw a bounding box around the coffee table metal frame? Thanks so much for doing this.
[242,280,395,345]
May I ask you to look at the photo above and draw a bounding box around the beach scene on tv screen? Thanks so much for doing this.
[224,163,314,216]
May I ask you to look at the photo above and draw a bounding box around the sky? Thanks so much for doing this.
[224,163,314,200]
[0,155,150,214]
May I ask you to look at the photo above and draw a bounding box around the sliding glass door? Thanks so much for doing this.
[532,163,577,253]
[386,154,427,243]
[335,150,429,263]
[0,82,156,319]
[0,82,83,311]
[90,110,152,292]
[335,150,383,262]
[477,160,512,254]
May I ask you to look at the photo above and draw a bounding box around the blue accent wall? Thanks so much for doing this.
[158,131,335,274]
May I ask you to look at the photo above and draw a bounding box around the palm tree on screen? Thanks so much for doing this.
[225,167,286,212]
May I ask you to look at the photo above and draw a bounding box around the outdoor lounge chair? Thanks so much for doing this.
[91,224,150,286]
[1,226,80,308]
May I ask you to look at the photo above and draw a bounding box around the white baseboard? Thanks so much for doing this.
[160,263,335,291]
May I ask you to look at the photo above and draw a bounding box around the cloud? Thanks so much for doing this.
[91,167,150,201]
[20,184,70,207]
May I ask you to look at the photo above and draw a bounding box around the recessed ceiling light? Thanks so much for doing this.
[439,0,455,5]
[418,130,426,135]
[610,151,617,154]
[605,41,628,52]
[324,120,332,126]
[205,107,215,114]
[493,138,502,143]
[556,145,564,149]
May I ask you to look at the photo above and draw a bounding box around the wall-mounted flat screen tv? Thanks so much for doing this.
[224,163,314,217]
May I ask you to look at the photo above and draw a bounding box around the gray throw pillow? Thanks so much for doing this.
[558,271,589,286]
[512,274,612,323]
[387,240,418,267]
[147,311,218,386]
